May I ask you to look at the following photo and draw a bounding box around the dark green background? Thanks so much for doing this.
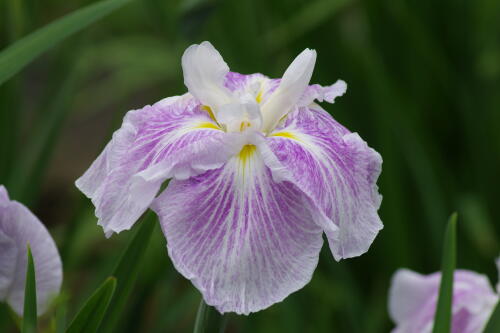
[1,0,499,331]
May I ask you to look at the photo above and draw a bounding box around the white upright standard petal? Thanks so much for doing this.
[182,41,233,113]
[261,49,317,133]
[0,186,62,316]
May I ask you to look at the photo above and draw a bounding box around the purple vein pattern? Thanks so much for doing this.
[76,41,383,314]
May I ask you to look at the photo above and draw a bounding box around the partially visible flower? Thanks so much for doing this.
[388,263,499,333]
[0,186,62,316]
[76,41,383,314]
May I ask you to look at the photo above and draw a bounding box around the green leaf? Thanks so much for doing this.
[193,298,227,333]
[432,213,457,333]
[264,0,351,51]
[484,301,500,333]
[0,0,132,86]
[98,212,156,333]
[22,245,37,333]
[66,277,117,333]
[55,295,68,333]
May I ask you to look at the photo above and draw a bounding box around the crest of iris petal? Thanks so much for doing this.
[76,40,383,315]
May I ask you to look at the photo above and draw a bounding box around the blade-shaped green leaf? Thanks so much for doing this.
[484,301,500,333]
[22,245,37,333]
[98,212,156,333]
[66,277,116,333]
[432,213,457,333]
[193,298,227,333]
[0,0,132,86]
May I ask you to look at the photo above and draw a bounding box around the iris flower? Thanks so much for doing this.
[388,262,500,333]
[76,41,383,314]
[0,186,62,316]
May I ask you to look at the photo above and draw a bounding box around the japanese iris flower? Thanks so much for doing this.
[388,261,500,333]
[0,186,62,316]
[76,41,383,314]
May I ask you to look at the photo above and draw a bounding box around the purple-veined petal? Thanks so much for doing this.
[266,105,383,260]
[75,95,235,237]
[388,269,439,330]
[261,49,317,133]
[182,41,233,113]
[297,80,347,107]
[0,186,62,316]
[152,141,324,314]
[496,256,500,293]
[0,228,16,301]
[388,268,499,333]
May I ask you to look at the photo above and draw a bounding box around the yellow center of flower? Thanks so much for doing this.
[238,144,256,165]
[239,121,251,132]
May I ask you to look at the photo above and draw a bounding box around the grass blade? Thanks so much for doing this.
[432,213,458,333]
[0,0,132,86]
[193,298,227,333]
[484,301,500,333]
[22,245,37,333]
[193,298,208,333]
[98,212,156,333]
[66,277,117,333]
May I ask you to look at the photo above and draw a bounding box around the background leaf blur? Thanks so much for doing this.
[1,0,499,331]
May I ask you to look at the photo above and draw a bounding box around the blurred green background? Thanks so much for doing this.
[1,0,499,331]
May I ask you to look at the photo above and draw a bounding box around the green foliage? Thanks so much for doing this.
[22,246,37,333]
[98,213,157,333]
[484,301,500,333]
[193,298,227,333]
[0,0,499,332]
[66,277,116,333]
[432,213,457,333]
[0,0,132,86]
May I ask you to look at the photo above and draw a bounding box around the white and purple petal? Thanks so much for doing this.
[182,41,233,113]
[298,80,347,107]
[152,141,324,314]
[389,268,499,333]
[266,105,383,260]
[75,95,235,236]
[0,186,62,316]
